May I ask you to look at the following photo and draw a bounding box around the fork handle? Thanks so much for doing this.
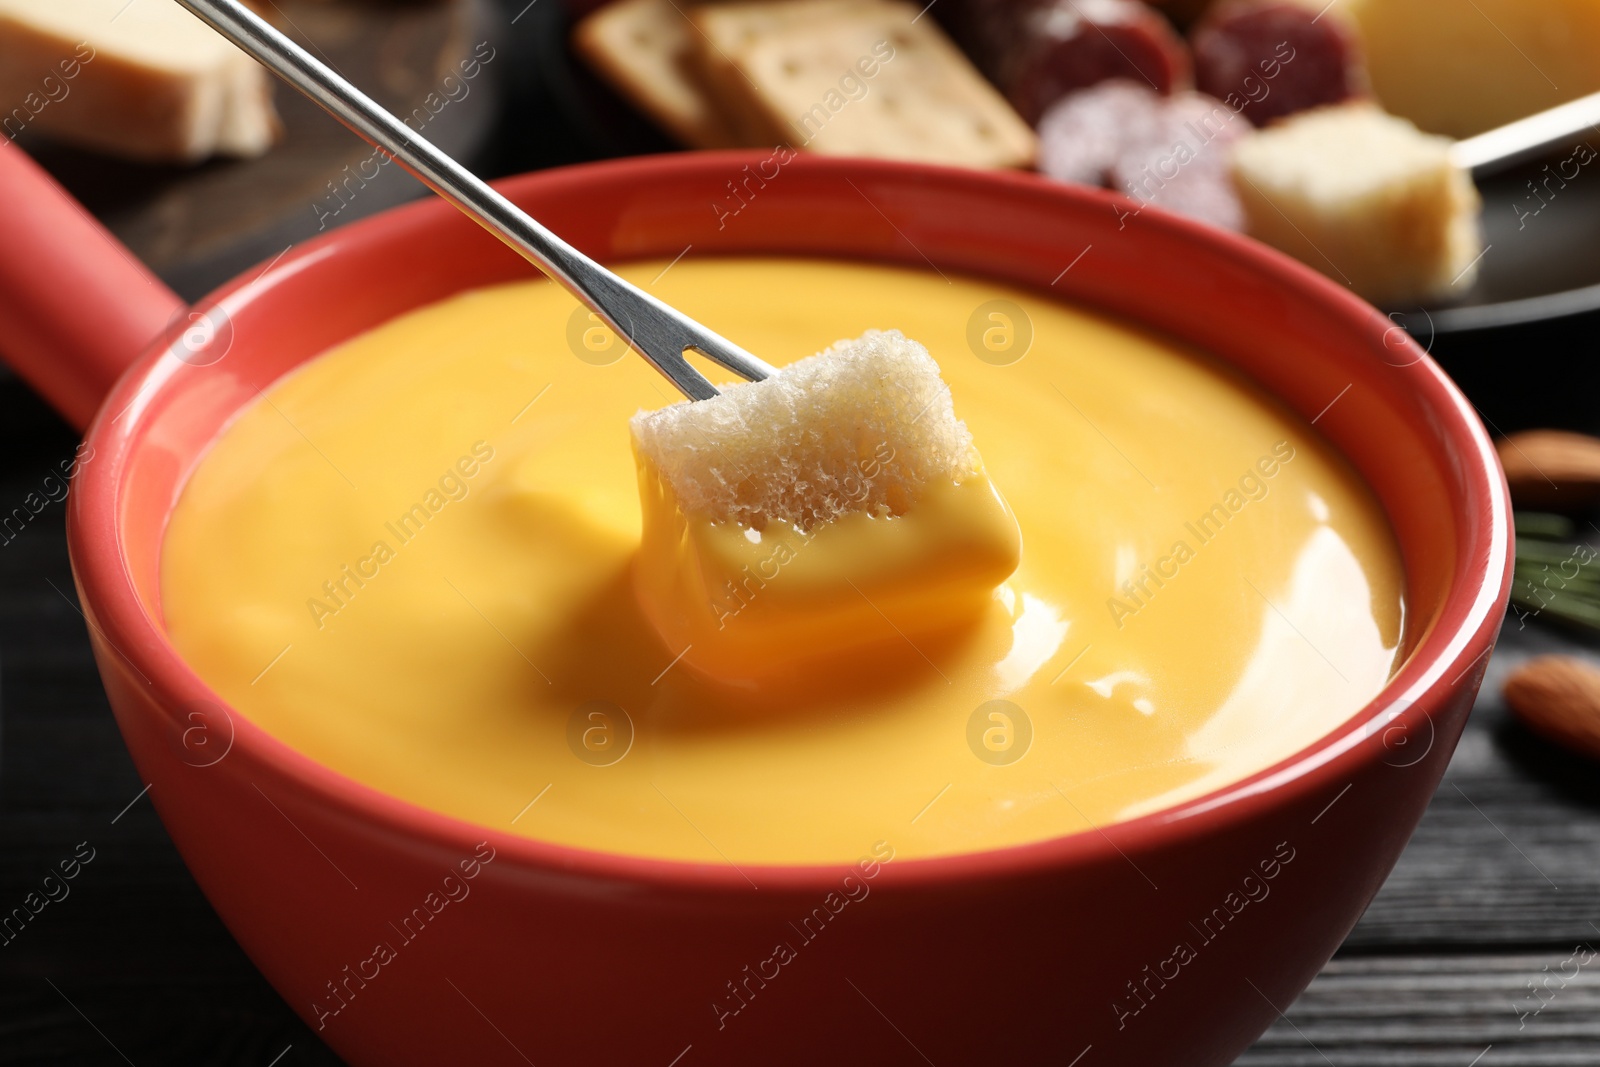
[1451,89,1600,176]
[175,0,775,399]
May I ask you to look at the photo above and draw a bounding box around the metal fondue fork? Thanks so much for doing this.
[175,0,775,402]
[1452,89,1600,176]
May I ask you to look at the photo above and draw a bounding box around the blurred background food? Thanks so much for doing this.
[1191,0,1366,126]
[1344,0,1600,138]
[10,0,1600,319]
[951,0,1195,125]
[562,0,1596,311]
[1,0,504,297]
[0,0,279,162]
[1232,103,1482,306]
[0,0,1594,437]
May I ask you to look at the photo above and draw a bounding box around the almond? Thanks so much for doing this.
[1496,430,1600,510]
[1503,655,1600,761]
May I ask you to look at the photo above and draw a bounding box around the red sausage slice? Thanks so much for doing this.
[1039,81,1248,231]
[1037,79,1164,185]
[1108,91,1249,230]
[952,0,1193,125]
[1192,0,1367,126]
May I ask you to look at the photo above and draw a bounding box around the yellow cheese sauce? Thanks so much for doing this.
[162,258,1405,865]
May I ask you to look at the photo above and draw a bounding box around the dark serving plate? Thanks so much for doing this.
[1423,145,1600,335]
[1398,140,1600,437]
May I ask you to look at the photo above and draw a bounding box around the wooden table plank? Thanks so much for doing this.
[1343,625,1600,950]
[1240,954,1600,1066]
[0,381,335,1065]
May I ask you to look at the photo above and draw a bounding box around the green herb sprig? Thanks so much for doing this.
[1512,512,1600,632]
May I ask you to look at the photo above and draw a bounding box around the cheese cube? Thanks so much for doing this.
[630,330,1022,684]
[1231,104,1482,306]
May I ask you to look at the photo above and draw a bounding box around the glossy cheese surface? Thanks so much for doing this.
[162,258,1405,865]
[634,456,1024,684]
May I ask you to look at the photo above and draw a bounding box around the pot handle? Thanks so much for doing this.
[0,141,185,432]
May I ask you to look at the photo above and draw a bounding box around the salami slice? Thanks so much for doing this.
[1192,0,1367,126]
[1039,81,1249,231]
[1037,79,1166,185]
[1108,91,1249,230]
[949,0,1192,125]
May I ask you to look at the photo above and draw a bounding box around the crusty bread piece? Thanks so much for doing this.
[690,30,792,147]
[1230,103,1482,306]
[693,0,1037,168]
[630,327,1019,684]
[571,0,743,149]
[630,329,975,530]
[0,0,278,162]
[689,0,874,148]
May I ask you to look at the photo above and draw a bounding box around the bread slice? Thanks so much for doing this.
[692,0,1037,168]
[571,0,744,149]
[630,329,976,530]
[0,0,278,163]
[0,0,278,162]
[1230,103,1482,306]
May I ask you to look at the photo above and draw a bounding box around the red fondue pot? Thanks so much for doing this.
[0,141,1511,1066]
